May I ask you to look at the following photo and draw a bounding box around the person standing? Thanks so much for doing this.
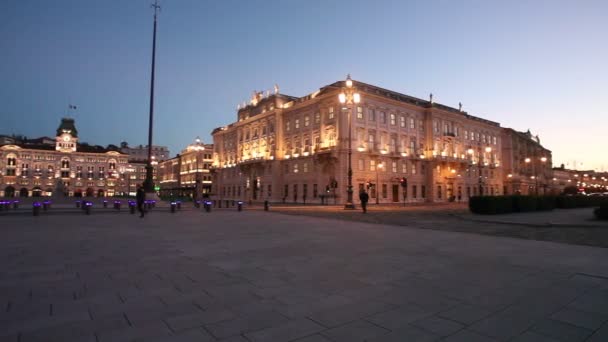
[136,184,146,218]
[359,190,369,213]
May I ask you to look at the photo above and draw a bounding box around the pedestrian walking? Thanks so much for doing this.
[359,190,369,213]
[136,184,146,218]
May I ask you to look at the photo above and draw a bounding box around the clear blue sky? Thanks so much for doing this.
[1,0,606,170]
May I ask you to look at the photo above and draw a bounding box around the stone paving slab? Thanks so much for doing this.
[2,210,608,341]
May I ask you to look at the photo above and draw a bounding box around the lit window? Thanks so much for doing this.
[390,113,396,125]
[400,116,405,128]
[370,160,376,171]
[409,118,415,129]
[358,159,364,171]
[392,161,397,173]
[356,106,363,119]
[328,107,334,119]
[304,116,310,127]
[286,121,290,131]
[314,112,320,124]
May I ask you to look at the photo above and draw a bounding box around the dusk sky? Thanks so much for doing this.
[1,0,606,170]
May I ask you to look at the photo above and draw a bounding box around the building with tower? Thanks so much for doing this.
[0,118,130,197]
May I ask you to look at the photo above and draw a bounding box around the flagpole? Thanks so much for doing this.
[144,0,160,193]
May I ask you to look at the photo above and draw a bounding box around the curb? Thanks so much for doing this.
[449,213,606,228]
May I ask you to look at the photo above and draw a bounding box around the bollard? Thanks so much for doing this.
[237,201,243,211]
[76,200,81,208]
[264,200,269,211]
[84,201,92,215]
[204,201,212,212]
[129,201,136,214]
[176,201,182,210]
[12,200,19,210]
[103,200,108,208]
[0,201,4,212]
[194,200,200,208]
[218,200,221,208]
[114,200,121,210]
[170,202,176,213]
[43,200,50,211]
[33,202,41,216]
[151,200,156,208]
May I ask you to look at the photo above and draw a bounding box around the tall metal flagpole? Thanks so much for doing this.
[144,0,160,193]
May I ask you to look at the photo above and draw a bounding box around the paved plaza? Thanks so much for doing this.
[1,207,608,341]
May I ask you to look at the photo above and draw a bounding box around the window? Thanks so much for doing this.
[455,126,459,137]
[400,116,405,128]
[437,185,442,199]
[390,137,397,152]
[304,116,310,127]
[402,161,407,174]
[493,136,497,145]
[433,121,439,133]
[390,113,396,125]
[293,163,299,173]
[303,162,308,173]
[61,171,70,178]
[286,120,290,131]
[412,185,417,199]
[358,159,364,171]
[6,169,16,176]
[422,185,426,198]
[409,117,415,129]
[482,134,486,144]
[61,159,70,168]
[412,163,417,175]
[295,119,300,129]
[380,111,386,124]
[382,184,387,198]
[369,109,376,121]
[313,184,318,198]
[368,133,375,149]
[314,112,320,124]
[464,130,468,140]
[328,107,334,119]
[370,160,376,171]
[392,161,397,173]
[356,106,363,119]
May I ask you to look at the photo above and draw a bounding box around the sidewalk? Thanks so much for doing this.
[455,208,608,228]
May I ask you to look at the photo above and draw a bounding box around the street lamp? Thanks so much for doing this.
[338,74,360,210]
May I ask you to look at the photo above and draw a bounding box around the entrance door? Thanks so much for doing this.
[392,185,399,202]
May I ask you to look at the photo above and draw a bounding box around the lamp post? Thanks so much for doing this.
[376,161,383,204]
[525,156,547,195]
[338,74,360,210]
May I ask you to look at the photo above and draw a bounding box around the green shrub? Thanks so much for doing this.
[556,195,603,209]
[594,200,608,220]
[513,196,538,212]
[469,196,514,215]
[536,196,556,211]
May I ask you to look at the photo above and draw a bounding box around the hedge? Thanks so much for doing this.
[469,195,600,215]
[595,201,608,220]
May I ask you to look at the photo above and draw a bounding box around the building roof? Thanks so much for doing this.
[56,118,78,137]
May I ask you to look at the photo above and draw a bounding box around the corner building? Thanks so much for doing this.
[212,79,504,204]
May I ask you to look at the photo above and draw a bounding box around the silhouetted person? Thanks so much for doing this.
[359,190,369,213]
[136,184,146,218]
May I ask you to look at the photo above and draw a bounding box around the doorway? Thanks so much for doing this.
[392,185,399,202]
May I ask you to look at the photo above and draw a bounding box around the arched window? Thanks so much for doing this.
[7,155,16,166]
[108,159,116,170]
[61,159,70,169]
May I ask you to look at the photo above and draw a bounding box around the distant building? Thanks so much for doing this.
[0,118,132,197]
[501,128,553,195]
[120,142,169,163]
[158,138,213,199]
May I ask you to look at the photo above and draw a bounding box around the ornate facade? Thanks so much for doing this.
[212,79,505,204]
[0,118,131,198]
[501,128,553,195]
[158,138,213,199]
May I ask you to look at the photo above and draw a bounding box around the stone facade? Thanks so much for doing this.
[212,79,506,204]
[501,128,553,195]
[0,118,131,198]
[158,138,213,199]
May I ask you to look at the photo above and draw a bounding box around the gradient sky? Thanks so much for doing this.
[1,0,606,170]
